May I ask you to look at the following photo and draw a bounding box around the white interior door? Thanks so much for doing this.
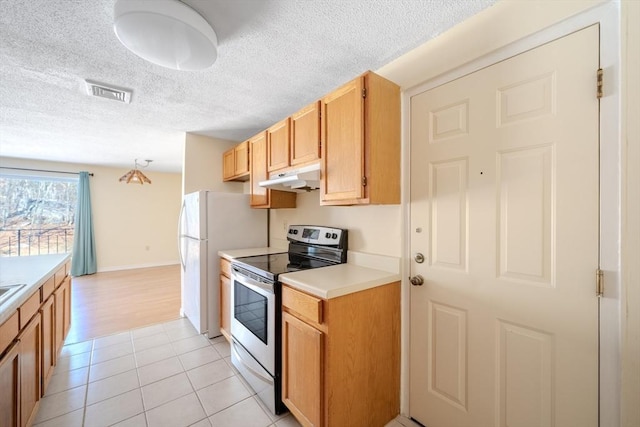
[409,25,600,427]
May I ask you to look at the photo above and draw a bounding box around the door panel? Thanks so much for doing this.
[321,77,364,202]
[410,25,599,426]
[250,132,269,207]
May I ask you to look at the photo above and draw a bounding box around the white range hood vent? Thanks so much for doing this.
[259,163,320,193]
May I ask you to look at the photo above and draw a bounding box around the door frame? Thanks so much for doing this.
[400,2,622,425]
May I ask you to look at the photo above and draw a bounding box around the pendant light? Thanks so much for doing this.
[113,0,218,71]
[119,159,152,185]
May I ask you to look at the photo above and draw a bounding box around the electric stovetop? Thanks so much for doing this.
[232,252,335,281]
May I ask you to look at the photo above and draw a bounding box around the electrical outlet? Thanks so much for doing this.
[282,221,288,232]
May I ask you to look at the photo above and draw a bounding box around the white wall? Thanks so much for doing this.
[182,133,245,195]
[378,0,607,89]
[269,191,402,256]
[0,157,182,271]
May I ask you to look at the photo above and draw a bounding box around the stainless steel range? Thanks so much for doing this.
[230,225,348,414]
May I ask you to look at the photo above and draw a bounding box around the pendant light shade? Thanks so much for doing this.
[120,159,152,185]
[113,0,218,71]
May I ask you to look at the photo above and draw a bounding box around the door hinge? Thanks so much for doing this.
[362,88,367,98]
[596,68,603,99]
[362,176,367,187]
[596,269,604,297]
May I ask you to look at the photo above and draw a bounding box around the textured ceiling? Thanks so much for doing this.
[0,0,495,173]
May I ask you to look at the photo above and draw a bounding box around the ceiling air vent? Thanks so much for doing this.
[85,80,132,104]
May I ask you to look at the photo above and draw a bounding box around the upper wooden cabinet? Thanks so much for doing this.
[222,141,250,182]
[291,101,321,167]
[320,72,400,206]
[250,131,296,209]
[267,118,291,172]
[267,102,321,174]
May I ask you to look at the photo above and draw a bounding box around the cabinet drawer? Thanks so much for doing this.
[220,258,231,278]
[19,290,41,329]
[0,311,19,355]
[41,276,55,301]
[282,286,323,324]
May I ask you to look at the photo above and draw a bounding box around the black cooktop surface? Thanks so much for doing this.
[232,252,335,281]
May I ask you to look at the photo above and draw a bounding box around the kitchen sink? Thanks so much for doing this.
[0,284,26,306]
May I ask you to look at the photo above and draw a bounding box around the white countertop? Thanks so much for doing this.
[0,253,71,325]
[280,262,401,299]
[219,247,400,299]
[218,247,286,261]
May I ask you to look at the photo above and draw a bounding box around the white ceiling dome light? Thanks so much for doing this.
[113,0,218,71]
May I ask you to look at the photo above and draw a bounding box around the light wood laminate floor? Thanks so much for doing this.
[66,265,181,344]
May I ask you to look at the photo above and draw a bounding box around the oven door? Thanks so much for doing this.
[230,268,275,375]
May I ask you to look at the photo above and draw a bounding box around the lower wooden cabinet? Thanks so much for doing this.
[219,258,232,342]
[0,341,20,427]
[62,278,71,340]
[282,311,324,427]
[0,260,72,427]
[281,282,400,427]
[54,277,71,356]
[220,274,231,342]
[40,296,55,394]
[19,313,42,427]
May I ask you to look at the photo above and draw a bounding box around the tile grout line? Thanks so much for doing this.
[38,319,294,427]
[80,337,95,427]
[131,332,151,427]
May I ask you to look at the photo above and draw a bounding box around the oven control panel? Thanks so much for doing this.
[287,225,346,248]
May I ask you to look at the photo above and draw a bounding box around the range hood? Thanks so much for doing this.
[259,163,320,192]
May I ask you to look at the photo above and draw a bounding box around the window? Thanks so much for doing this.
[0,175,78,256]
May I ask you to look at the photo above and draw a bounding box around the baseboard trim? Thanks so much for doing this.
[97,261,180,273]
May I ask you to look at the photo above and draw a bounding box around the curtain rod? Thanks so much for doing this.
[0,166,94,176]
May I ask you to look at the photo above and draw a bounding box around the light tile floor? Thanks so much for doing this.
[33,318,416,427]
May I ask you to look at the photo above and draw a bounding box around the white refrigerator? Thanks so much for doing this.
[178,191,267,338]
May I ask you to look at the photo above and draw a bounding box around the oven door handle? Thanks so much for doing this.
[231,270,275,293]
[230,340,274,386]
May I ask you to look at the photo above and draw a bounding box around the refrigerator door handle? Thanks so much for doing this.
[178,200,186,270]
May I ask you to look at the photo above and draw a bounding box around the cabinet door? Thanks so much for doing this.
[250,131,269,207]
[282,311,323,427]
[291,101,321,166]
[267,118,291,172]
[0,341,20,427]
[222,148,235,181]
[40,296,55,394]
[234,141,249,176]
[321,77,365,203]
[219,274,231,342]
[54,284,65,355]
[62,278,71,339]
[19,313,42,427]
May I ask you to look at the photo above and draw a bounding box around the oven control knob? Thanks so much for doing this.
[325,232,331,238]
[293,229,298,234]
[331,233,338,239]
